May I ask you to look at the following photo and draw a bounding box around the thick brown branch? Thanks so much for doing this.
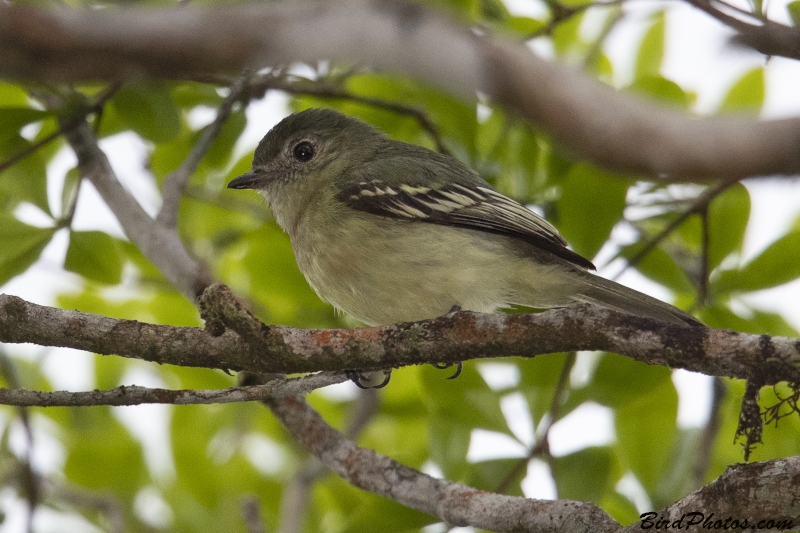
[1,1,800,179]
[1,292,799,384]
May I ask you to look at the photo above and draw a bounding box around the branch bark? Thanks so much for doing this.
[266,392,800,533]
[2,0,800,180]
[266,393,620,533]
[0,373,346,407]
[623,456,800,532]
[64,121,208,299]
[1,291,799,385]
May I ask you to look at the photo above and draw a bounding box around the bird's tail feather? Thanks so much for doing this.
[569,272,701,327]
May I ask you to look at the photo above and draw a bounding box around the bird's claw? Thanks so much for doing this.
[345,369,392,389]
[433,361,463,380]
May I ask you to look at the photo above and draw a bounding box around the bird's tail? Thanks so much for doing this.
[568,271,701,327]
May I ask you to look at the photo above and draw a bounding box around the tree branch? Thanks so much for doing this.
[624,455,800,532]
[684,0,800,61]
[2,291,799,386]
[0,372,346,407]
[156,71,249,228]
[247,73,452,155]
[275,389,379,533]
[265,393,620,533]
[2,0,800,180]
[63,121,208,299]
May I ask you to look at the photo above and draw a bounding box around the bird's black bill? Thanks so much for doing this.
[227,172,262,190]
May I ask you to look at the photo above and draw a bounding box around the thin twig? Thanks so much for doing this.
[683,0,756,31]
[494,353,576,494]
[0,82,122,176]
[692,377,726,489]
[698,206,710,306]
[683,0,800,60]
[0,351,39,533]
[613,180,736,280]
[63,120,206,298]
[528,0,626,39]
[248,74,452,155]
[0,373,347,408]
[47,480,126,533]
[0,122,71,175]
[157,71,249,228]
[242,496,268,533]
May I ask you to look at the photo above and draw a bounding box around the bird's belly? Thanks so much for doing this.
[292,218,513,325]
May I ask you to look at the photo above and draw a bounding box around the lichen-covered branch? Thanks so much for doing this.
[623,456,800,532]
[266,393,620,533]
[267,391,800,533]
[1,290,799,385]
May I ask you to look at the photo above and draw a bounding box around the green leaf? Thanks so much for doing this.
[0,214,55,285]
[64,231,123,284]
[707,183,750,270]
[0,82,30,108]
[552,11,586,57]
[635,12,666,80]
[427,414,472,478]
[615,376,678,493]
[789,0,800,25]
[421,363,509,433]
[202,109,247,169]
[584,353,672,409]
[65,408,147,496]
[552,447,615,502]
[0,134,51,214]
[171,82,224,109]
[0,108,50,143]
[628,76,690,108]
[60,167,81,219]
[556,162,629,259]
[699,304,799,337]
[519,353,572,422]
[111,81,181,142]
[507,16,544,36]
[714,231,800,293]
[619,243,694,295]
[719,67,764,113]
[600,491,641,526]
[342,491,433,533]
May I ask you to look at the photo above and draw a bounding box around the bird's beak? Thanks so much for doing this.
[228,171,266,190]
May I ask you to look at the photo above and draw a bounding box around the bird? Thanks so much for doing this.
[228,108,701,386]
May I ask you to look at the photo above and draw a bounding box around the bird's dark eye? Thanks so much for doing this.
[292,141,315,162]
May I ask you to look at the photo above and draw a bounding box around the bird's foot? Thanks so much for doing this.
[345,369,392,389]
[432,361,463,380]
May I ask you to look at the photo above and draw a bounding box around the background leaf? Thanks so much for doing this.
[64,230,124,284]
[0,214,55,285]
[556,162,629,260]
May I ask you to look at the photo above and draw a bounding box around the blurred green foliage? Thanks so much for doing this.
[0,0,798,532]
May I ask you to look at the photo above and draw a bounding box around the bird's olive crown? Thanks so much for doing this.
[251,108,384,173]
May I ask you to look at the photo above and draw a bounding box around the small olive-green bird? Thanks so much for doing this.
[229,108,699,339]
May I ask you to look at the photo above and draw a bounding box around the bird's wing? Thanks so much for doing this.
[337,179,595,270]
